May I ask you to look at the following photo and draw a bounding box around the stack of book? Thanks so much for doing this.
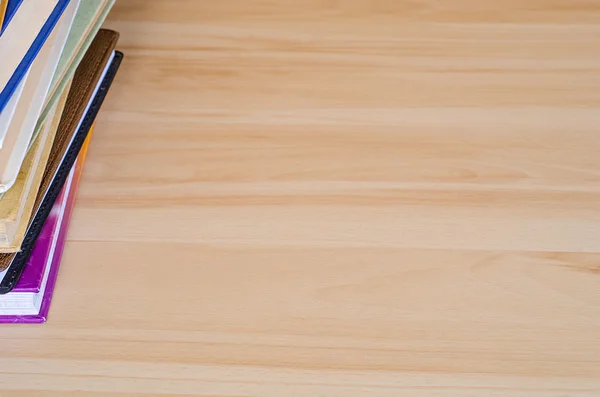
[0,0,121,323]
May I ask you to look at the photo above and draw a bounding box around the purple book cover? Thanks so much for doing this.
[0,130,93,324]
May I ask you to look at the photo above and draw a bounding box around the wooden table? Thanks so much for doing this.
[2,1,600,395]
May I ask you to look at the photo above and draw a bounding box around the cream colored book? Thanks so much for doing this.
[0,0,79,193]
[0,0,59,100]
[0,82,70,251]
[0,0,54,148]
[0,1,82,150]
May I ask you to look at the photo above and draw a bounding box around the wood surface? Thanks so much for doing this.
[2,0,600,395]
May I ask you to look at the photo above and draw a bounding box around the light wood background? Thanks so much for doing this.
[3,0,600,395]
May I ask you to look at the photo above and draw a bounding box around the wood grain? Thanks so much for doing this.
[2,0,600,395]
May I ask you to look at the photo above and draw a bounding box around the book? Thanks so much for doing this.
[0,5,76,251]
[0,1,44,151]
[0,29,119,252]
[0,1,114,154]
[0,0,70,113]
[11,131,93,293]
[0,41,122,292]
[10,164,81,294]
[11,125,93,295]
[0,133,91,322]
[0,0,79,188]
[0,78,70,254]
[32,0,115,148]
